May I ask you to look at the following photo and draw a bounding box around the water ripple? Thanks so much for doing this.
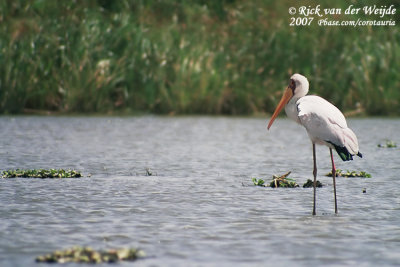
[1,116,399,266]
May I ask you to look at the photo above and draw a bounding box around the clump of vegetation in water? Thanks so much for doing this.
[253,171,299,188]
[303,179,323,188]
[145,168,158,176]
[377,140,397,148]
[270,172,299,188]
[252,178,266,186]
[325,169,371,178]
[35,246,145,263]
[1,169,82,178]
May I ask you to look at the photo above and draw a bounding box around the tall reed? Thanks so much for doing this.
[0,0,399,115]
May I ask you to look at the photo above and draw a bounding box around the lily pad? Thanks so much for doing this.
[325,169,371,178]
[1,169,83,178]
[302,179,323,188]
[35,246,145,263]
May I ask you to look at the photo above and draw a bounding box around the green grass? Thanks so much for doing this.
[1,0,399,115]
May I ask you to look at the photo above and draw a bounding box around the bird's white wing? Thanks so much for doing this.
[297,95,349,148]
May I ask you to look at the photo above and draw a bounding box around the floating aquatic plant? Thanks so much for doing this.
[362,188,367,193]
[1,169,83,178]
[252,172,299,188]
[35,246,145,263]
[302,179,323,188]
[270,171,299,188]
[325,169,371,178]
[252,178,265,186]
[377,140,397,148]
[145,168,157,176]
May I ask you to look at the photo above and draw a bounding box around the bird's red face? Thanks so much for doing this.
[267,79,295,130]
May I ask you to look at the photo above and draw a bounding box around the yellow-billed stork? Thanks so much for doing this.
[267,73,362,215]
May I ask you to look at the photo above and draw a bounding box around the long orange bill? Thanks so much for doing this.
[267,87,293,130]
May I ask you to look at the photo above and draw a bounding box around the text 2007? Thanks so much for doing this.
[290,17,314,26]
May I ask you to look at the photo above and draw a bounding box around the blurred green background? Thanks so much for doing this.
[0,0,399,115]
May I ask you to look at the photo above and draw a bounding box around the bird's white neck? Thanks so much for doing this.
[285,96,301,123]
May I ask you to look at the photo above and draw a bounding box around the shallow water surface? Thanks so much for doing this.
[0,116,399,266]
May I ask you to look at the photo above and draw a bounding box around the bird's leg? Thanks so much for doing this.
[312,143,317,216]
[330,148,338,214]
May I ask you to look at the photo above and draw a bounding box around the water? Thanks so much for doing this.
[0,116,399,266]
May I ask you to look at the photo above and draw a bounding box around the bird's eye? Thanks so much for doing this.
[289,79,296,91]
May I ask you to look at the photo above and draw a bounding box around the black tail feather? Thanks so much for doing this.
[327,141,361,161]
[336,146,353,161]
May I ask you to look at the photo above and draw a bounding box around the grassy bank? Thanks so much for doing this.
[1,0,399,115]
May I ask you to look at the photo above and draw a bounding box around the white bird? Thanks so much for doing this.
[267,73,362,215]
